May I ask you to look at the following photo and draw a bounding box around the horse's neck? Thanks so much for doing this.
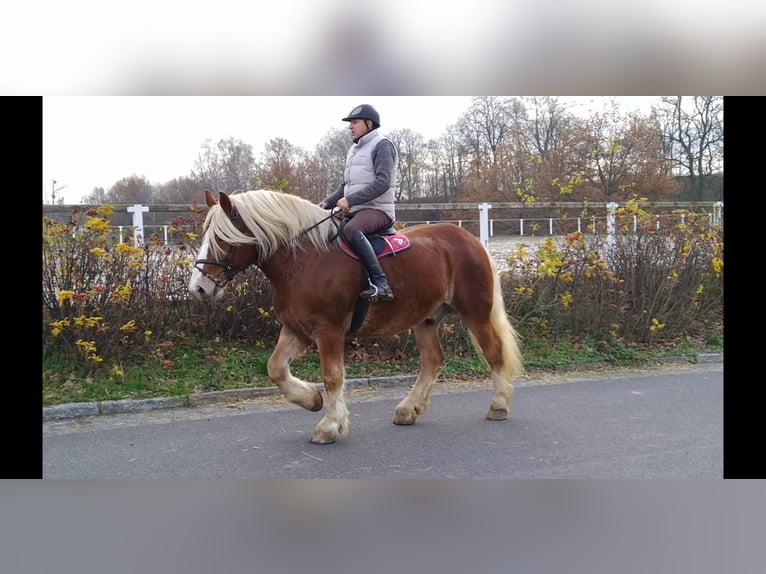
[257,246,306,287]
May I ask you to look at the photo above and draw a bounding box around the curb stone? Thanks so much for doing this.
[42,357,719,422]
[42,375,420,422]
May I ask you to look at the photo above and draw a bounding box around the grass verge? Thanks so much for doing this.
[42,333,722,407]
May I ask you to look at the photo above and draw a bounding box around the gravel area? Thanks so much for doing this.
[487,235,552,271]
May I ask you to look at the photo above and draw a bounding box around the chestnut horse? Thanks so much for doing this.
[189,189,524,444]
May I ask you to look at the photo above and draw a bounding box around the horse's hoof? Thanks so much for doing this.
[308,392,323,412]
[311,432,337,445]
[486,408,509,421]
[393,409,417,425]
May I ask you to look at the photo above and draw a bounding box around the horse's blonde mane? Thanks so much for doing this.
[203,189,337,263]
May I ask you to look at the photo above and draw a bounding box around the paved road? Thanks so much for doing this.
[43,363,722,478]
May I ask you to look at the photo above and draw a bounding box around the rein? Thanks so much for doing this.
[194,206,342,288]
[302,207,342,242]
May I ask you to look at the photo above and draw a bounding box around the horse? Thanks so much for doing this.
[189,189,524,444]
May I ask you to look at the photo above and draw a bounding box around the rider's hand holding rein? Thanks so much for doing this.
[335,197,350,213]
[319,197,350,214]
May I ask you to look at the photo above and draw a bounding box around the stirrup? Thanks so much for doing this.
[361,282,394,301]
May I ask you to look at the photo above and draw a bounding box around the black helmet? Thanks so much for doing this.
[342,104,380,126]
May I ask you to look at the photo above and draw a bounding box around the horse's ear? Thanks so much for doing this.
[218,192,235,217]
[204,189,218,208]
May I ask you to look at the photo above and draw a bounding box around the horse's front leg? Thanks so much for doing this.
[311,332,349,444]
[268,327,323,412]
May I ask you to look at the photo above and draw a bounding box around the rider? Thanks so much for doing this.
[318,104,399,301]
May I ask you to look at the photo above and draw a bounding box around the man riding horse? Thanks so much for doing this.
[318,104,398,301]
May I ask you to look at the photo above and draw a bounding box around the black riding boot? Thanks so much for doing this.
[349,229,394,301]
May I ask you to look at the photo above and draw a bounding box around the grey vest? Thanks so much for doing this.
[344,131,397,221]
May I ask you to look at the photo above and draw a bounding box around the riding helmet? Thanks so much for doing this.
[342,104,381,126]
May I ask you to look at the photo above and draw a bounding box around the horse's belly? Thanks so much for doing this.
[353,300,448,338]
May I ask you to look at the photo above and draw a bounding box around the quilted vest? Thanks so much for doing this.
[343,130,398,221]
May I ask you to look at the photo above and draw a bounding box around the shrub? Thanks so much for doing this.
[500,197,723,345]
[42,200,723,403]
[45,208,275,356]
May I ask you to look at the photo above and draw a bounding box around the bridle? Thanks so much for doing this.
[193,204,342,289]
[193,244,245,289]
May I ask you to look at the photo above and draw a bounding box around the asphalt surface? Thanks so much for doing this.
[43,357,723,478]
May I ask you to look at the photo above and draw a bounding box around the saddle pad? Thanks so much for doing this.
[339,232,413,260]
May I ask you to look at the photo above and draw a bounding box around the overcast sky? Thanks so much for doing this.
[43,96,657,204]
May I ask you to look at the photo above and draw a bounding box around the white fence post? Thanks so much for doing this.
[478,203,492,247]
[127,204,150,246]
[606,202,618,269]
[713,201,724,226]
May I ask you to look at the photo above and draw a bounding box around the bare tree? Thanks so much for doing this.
[313,127,349,199]
[461,96,513,166]
[256,137,303,192]
[497,96,576,202]
[659,96,723,200]
[106,175,156,204]
[524,96,566,162]
[582,102,678,200]
[157,175,205,204]
[291,152,327,203]
[423,138,445,201]
[433,125,469,201]
[388,127,426,201]
[82,186,108,204]
[457,96,515,200]
[192,137,257,193]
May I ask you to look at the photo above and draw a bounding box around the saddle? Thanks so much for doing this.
[338,227,413,260]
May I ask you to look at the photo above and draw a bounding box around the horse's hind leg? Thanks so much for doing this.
[393,320,444,425]
[268,327,323,412]
[311,332,350,444]
[467,322,514,420]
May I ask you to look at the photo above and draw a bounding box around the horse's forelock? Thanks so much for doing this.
[204,202,254,259]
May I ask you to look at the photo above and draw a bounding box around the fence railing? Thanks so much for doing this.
[43,200,724,249]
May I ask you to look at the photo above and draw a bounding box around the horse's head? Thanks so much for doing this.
[188,190,259,299]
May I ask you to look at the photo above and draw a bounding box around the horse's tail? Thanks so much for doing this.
[469,250,525,380]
